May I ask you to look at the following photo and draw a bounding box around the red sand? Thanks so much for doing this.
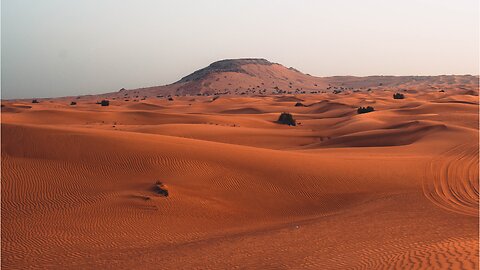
[1,62,479,269]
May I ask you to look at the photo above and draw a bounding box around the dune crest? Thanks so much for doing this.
[1,60,479,269]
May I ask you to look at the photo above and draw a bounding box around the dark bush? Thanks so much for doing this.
[277,112,296,126]
[154,181,169,197]
[32,99,39,103]
[357,106,375,114]
[100,100,109,106]
[70,101,77,105]
[294,102,306,107]
[393,93,405,99]
[168,97,174,101]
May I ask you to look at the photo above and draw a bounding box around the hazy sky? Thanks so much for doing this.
[2,0,479,99]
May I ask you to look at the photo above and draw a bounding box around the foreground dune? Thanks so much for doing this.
[2,78,479,269]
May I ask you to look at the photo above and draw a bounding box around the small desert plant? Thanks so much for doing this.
[153,181,169,197]
[357,106,375,114]
[294,102,306,107]
[277,112,296,126]
[393,93,405,99]
[32,99,39,103]
[70,101,77,105]
[100,100,109,106]
[168,97,174,101]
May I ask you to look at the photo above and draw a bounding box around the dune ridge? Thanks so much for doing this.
[1,61,478,269]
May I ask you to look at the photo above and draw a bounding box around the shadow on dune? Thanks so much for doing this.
[306,121,448,148]
[220,108,265,114]
[274,96,304,102]
[307,100,355,114]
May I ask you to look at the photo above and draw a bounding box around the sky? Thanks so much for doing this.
[2,0,479,99]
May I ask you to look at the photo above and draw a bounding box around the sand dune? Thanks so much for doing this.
[66,59,479,98]
[1,62,479,269]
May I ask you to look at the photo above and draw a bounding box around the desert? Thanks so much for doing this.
[1,58,479,269]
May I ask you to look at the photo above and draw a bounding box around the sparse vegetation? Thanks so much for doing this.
[70,101,77,105]
[154,181,169,197]
[294,102,306,107]
[393,93,405,99]
[357,106,375,114]
[100,100,109,106]
[277,112,296,126]
[32,99,39,103]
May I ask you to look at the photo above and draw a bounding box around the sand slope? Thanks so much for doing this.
[1,77,479,269]
[48,58,479,99]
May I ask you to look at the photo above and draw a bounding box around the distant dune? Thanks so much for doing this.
[136,59,477,98]
[1,59,479,269]
[17,58,475,101]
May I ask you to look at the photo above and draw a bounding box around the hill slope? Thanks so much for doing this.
[85,58,478,100]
